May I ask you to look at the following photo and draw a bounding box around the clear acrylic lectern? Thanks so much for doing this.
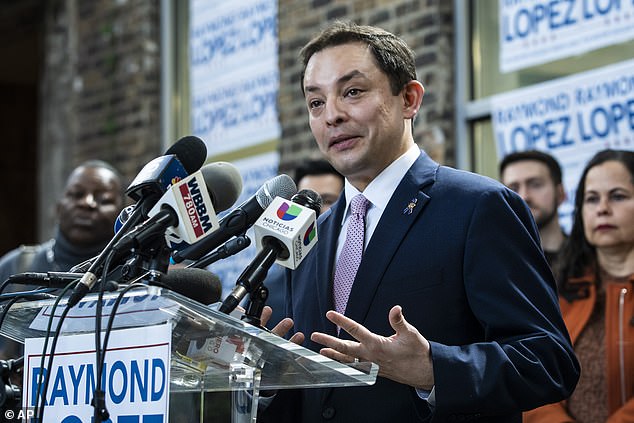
[0,286,378,422]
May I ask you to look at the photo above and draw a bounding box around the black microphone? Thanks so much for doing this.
[1,272,119,294]
[120,135,207,236]
[125,135,207,204]
[114,135,207,251]
[290,189,323,218]
[113,136,208,239]
[7,272,83,285]
[171,174,297,263]
[188,235,251,269]
[153,267,222,305]
[219,189,321,315]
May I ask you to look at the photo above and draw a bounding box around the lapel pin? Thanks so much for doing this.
[403,198,417,215]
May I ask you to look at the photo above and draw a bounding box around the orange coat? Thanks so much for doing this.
[523,273,634,423]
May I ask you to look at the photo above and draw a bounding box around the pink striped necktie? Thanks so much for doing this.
[333,194,370,315]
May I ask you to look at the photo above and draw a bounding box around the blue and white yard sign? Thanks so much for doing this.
[492,58,634,231]
[499,0,634,72]
[23,323,171,423]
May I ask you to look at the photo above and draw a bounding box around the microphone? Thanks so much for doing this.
[219,189,321,314]
[188,235,251,269]
[253,189,321,269]
[80,162,242,270]
[67,136,207,299]
[114,204,136,234]
[152,267,222,305]
[3,272,119,292]
[125,135,206,205]
[7,272,83,285]
[115,135,208,248]
[67,162,239,307]
[171,174,297,263]
[163,161,243,251]
[116,162,242,252]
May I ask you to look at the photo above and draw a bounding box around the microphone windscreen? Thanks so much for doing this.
[256,174,297,209]
[200,162,243,213]
[165,136,207,174]
[159,267,222,305]
[292,189,323,217]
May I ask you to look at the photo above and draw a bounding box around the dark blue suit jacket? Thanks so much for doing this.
[261,152,578,422]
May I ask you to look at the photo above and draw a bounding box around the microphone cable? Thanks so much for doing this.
[0,279,11,295]
[99,281,150,382]
[33,279,79,423]
[92,250,117,422]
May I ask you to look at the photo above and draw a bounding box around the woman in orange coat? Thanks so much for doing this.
[524,149,634,423]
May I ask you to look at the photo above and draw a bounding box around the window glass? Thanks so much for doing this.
[471,1,634,100]
[472,119,498,179]
[469,0,634,177]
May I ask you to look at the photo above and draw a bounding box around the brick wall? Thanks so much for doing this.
[276,0,455,175]
[36,0,455,238]
[39,0,161,238]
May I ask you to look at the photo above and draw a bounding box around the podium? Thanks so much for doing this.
[0,286,378,422]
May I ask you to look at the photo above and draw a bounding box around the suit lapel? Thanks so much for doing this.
[314,195,347,335]
[343,153,438,329]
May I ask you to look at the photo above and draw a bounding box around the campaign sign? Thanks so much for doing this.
[499,0,634,72]
[189,0,281,157]
[29,292,178,333]
[23,324,171,422]
[492,58,634,231]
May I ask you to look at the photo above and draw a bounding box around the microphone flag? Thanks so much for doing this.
[253,196,318,270]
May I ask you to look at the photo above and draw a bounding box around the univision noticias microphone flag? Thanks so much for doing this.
[253,196,318,269]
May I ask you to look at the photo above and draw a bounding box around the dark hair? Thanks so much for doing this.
[499,150,563,185]
[294,159,343,185]
[556,149,634,289]
[300,20,417,96]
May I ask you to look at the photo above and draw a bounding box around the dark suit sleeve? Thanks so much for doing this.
[429,187,579,416]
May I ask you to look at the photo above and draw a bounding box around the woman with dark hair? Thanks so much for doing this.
[525,149,634,423]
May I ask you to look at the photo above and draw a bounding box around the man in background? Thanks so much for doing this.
[264,159,344,328]
[294,159,344,214]
[500,150,567,268]
[0,160,123,358]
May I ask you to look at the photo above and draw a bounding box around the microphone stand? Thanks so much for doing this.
[219,242,281,316]
[242,285,270,327]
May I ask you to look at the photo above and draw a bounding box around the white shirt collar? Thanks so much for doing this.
[341,144,420,222]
